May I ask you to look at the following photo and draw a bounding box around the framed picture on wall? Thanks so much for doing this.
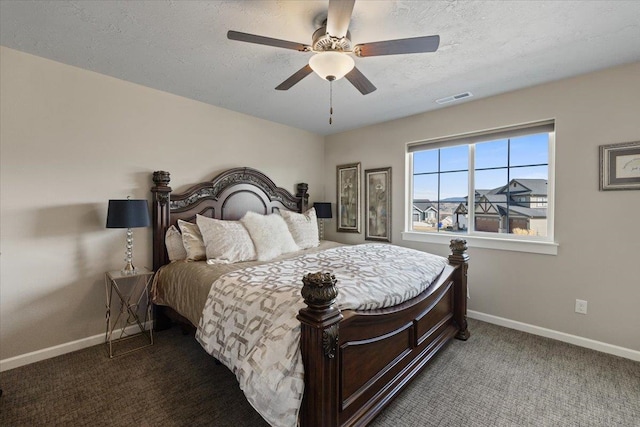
[336,162,361,233]
[365,167,392,242]
[599,141,640,191]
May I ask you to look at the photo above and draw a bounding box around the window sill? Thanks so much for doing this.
[401,231,558,255]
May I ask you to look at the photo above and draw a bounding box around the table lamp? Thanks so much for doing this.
[106,198,151,274]
[313,202,332,241]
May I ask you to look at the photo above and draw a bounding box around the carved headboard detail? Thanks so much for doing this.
[151,167,309,270]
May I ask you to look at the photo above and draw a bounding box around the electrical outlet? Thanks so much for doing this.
[575,299,588,314]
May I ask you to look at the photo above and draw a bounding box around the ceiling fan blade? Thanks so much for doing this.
[354,35,440,57]
[275,65,314,90]
[228,30,309,51]
[326,0,355,38]
[345,67,377,95]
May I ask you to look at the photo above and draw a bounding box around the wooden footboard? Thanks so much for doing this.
[298,239,469,427]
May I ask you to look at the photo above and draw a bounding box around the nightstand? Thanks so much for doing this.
[104,268,154,358]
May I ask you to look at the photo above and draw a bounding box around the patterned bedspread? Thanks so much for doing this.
[195,244,447,427]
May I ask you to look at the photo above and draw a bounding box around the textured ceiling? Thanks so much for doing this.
[2,1,640,136]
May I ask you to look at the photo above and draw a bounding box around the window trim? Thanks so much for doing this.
[404,121,558,255]
[401,230,559,255]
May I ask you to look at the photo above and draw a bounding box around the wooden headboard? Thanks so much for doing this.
[151,167,309,270]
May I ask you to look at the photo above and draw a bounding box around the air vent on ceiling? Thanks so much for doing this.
[436,92,473,104]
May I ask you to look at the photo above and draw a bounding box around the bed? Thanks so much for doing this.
[150,167,470,427]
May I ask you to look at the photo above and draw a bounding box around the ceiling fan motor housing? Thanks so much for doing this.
[312,26,352,52]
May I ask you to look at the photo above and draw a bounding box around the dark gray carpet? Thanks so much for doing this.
[1,319,638,426]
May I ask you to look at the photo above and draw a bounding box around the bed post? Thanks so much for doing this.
[296,183,309,213]
[151,171,173,331]
[297,272,343,427]
[151,171,172,272]
[448,238,470,340]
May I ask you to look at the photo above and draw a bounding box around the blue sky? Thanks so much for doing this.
[413,133,549,200]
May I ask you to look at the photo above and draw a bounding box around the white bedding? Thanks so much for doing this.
[195,243,448,427]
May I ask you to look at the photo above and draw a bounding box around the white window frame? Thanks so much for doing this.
[402,121,558,255]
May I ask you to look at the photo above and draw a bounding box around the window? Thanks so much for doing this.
[405,121,557,254]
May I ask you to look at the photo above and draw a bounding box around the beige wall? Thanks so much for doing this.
[324,62,640,352]
[2,45,638,364]
[0,47,325,360]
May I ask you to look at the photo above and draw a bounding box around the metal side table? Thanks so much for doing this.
[104,268,154,358]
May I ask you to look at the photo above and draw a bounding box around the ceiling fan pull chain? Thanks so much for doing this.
[329,79,333,125]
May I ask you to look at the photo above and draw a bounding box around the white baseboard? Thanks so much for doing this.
[4,313,638,372]
[0,322,153,372]
[468,310,640,362]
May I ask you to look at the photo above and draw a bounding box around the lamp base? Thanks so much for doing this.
[121,227,136,274]
[319,219,325,241]
[121,261,136,275]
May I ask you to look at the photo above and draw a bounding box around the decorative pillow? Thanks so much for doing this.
[165,225,187,262]
[196,214,256,264]
[240,211,299,261]
[177,219,206,261]
[279,208,319,249]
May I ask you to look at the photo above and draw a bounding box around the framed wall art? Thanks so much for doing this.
[365,167,391,242]
[599,141,640,191]
[336,162,361,233]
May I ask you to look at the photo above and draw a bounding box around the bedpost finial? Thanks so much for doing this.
[297,183,309,193]
[450,238,467,255]
[449,238,469,266]
[301,272,338,308]
[153,171,170,186]
[296,183,309,212]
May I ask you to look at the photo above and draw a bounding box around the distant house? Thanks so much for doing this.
[441,216,453,227]
[412,200,438,223]
[413,179,548,235]
[474,179,548,235]
[453,203,468,230]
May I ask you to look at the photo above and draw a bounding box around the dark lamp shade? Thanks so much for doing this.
[106,199,151,229]
[313,202,332,219]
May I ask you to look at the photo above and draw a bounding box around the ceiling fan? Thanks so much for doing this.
[227,0,440,96]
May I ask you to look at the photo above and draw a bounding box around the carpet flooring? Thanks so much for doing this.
[1,319,638,426]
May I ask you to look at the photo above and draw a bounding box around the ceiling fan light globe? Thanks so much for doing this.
[308,52,354,81]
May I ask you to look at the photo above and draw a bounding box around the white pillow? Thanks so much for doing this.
[165,225,187,262]
[280,208,320,249]
[177,219,206,261]
[196,214,256,264]
[240,211,299,261]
